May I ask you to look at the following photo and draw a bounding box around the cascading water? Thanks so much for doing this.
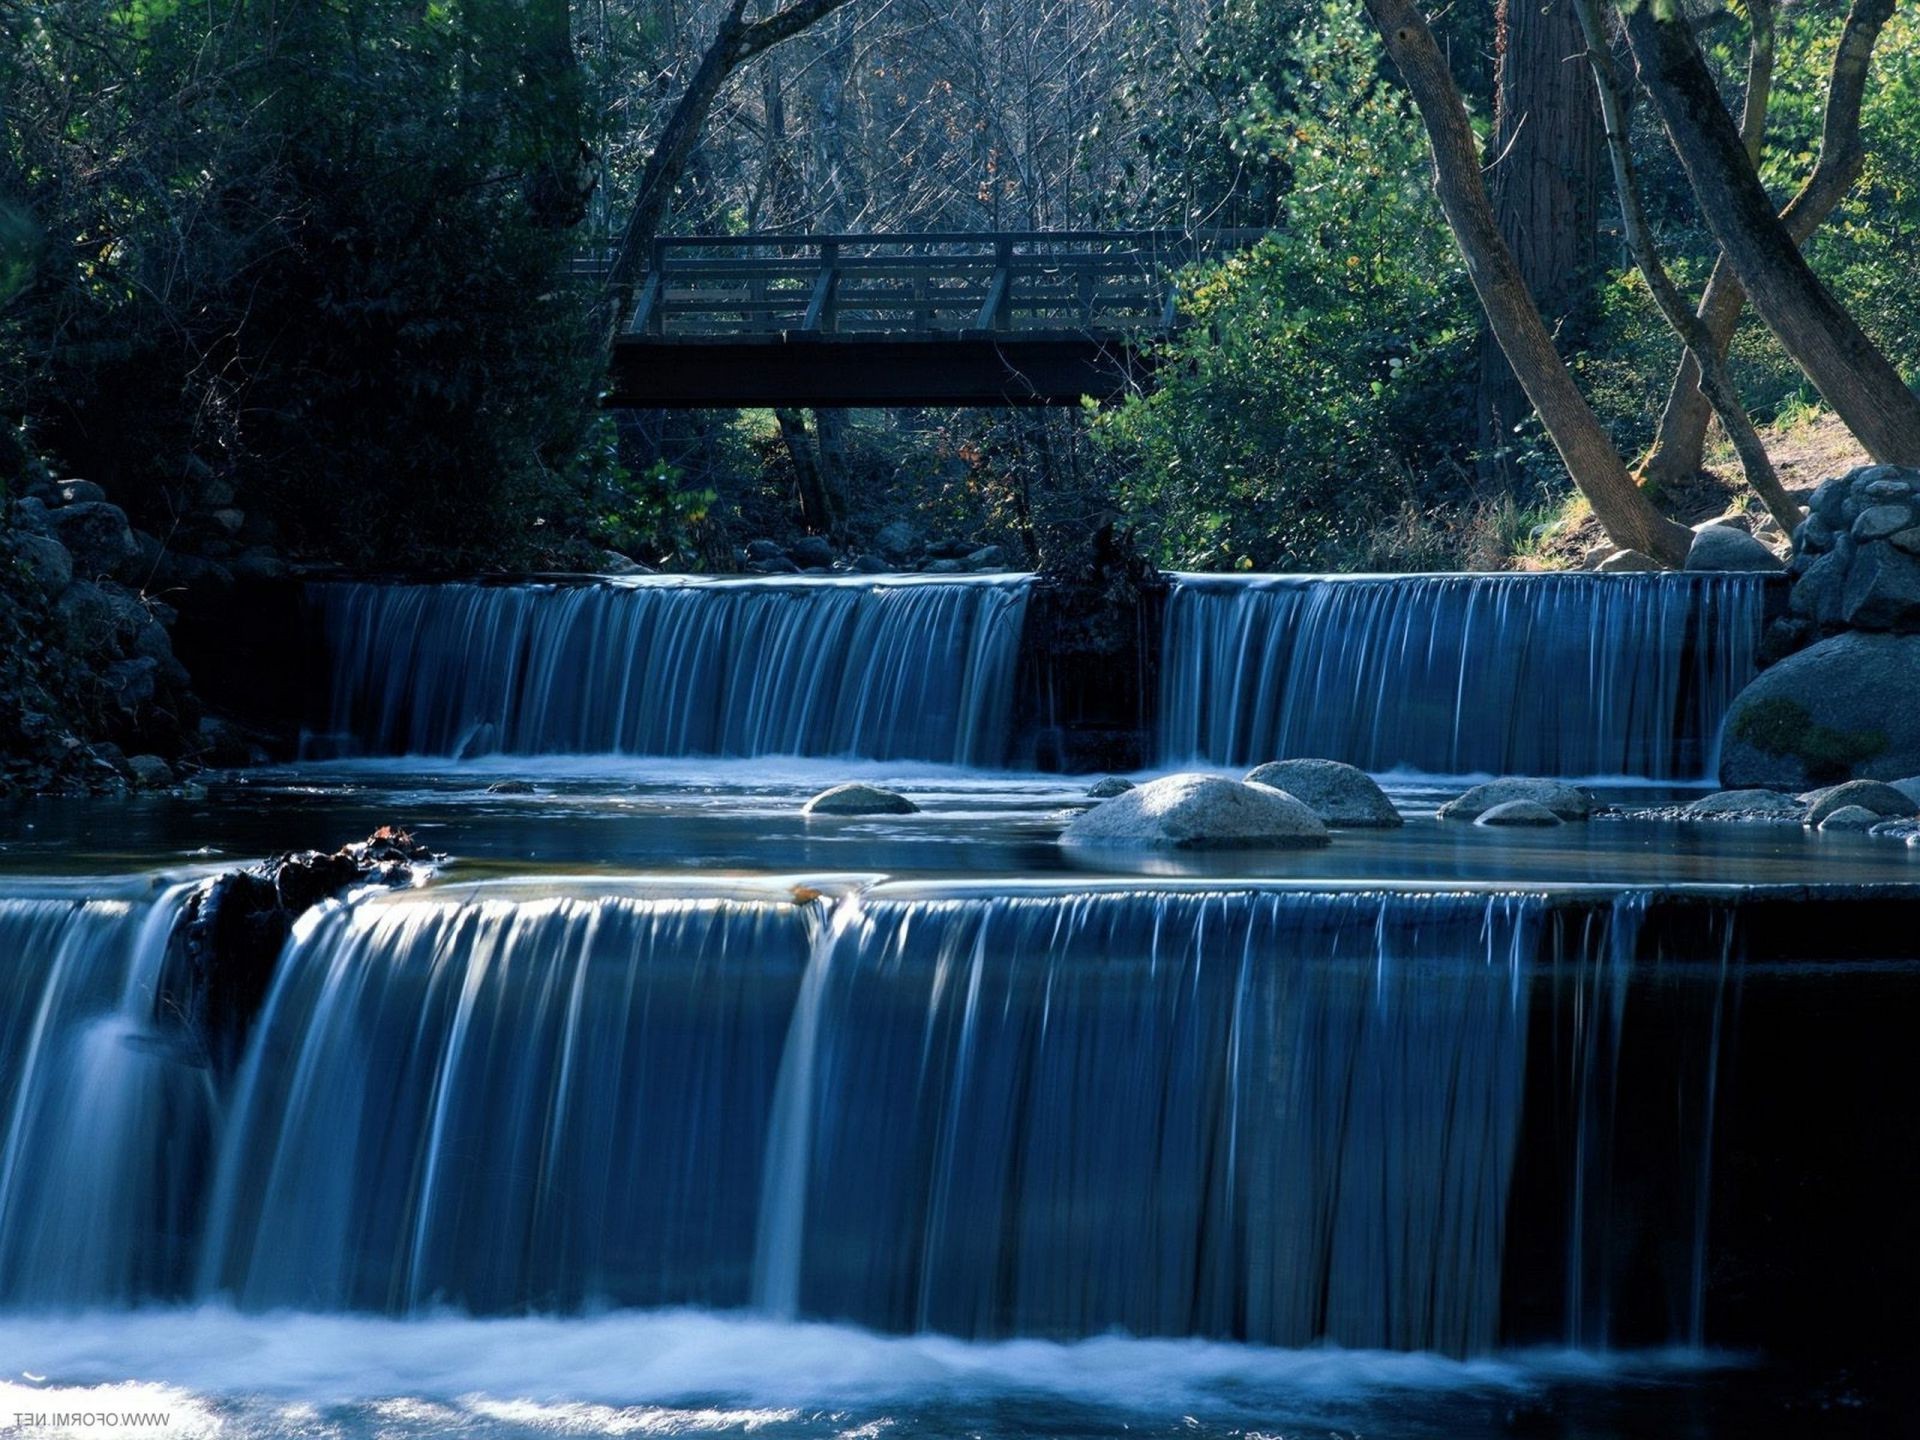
[1158,573,1771,779]
[198,890,814,1313]
[755,887,1542,1353]
[0,877,1719,1360]
[0,883,213,1306]
[308,574,1031,765]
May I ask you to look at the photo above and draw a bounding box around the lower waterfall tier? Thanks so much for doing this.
[0,879,1912,1364]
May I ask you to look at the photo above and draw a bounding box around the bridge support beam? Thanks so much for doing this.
[606,334,1154,408]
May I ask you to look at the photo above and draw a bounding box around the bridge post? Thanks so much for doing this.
[802,240,839,334]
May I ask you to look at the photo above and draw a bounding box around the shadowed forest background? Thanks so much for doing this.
[3,0,1917,579]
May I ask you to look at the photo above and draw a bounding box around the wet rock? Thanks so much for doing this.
[173,827,436,1078]
[748,555,803,575]
[207,507,246,536]
[926,537,976,560]
[485,779,535,795]
[1060,773,1330,849]
[789,535,836,569]
[746,538,785,562]
[1721,633,1920,787]
[124,753,173,789]
[803,782,920,816]
[1816,804,1881,831]
[922,558,967,574]
[1687,524,1783,572]
[1438,778,1594,822]
[1801,779,1919,826]
[1868,818,1920,841]
[47,501,138,577]
[1245,758,1402,828]
[851,554,891,574]
[1892,776,1920,809]
[1474,799,1562,827]
[1682,789,1805,820]
[966,544,1007,571]
[13,532,73,597]
[873,521,921,561]
[54,479,106,505]
[1597,549,1660,573]
[1086,775,1137,798]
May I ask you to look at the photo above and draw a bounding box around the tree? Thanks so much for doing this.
[1572,0,1800,530]
[1640,0,1896,486]
[601,0,871,348]
[1620,0,1920,467]
[1362,0,1693,565]
[1477,0,1604,488]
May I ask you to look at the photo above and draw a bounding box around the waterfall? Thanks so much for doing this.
[1159,573,1771,779]
[754,887,1541,1353]
[0,877,1730,1355]
[308,575,1031,765]
[189,883,1565,1353]
[198,890,815,1313]
[0,883,213,1306]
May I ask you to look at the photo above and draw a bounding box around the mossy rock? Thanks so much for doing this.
[1720,633,1919,788]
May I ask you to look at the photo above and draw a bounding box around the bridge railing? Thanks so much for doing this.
[617,231,1264,340]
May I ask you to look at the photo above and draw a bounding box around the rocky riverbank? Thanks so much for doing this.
[0,451,291,794]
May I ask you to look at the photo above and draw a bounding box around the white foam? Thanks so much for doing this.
[0,1308,1727,1417]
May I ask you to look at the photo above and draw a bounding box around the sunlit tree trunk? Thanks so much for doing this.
[1620,0,1920,468]
[1639,0,1893,486]
[1572,0,1799,530]
[1363,0,1693,565]
[1477,0,1603,489]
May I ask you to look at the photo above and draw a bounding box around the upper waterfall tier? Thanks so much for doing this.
[308,575,1031,766]
[1159,573,1771,780]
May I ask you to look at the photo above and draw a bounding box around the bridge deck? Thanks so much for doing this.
[604,231,1254,408]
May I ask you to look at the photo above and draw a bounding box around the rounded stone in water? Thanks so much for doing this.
[1244,758,1402,828]
[803,783,920,816]
[1438,778,1593,823]
[1683,788,1804,820]
[1473,800,1563,828]
[1060,773,1330,849]
[1801,778,1919,826]
[1816,804,1882,832]
[1086,776,1136,798]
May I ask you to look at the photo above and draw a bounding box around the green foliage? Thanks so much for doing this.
[3,0,601,571]
[1095,5,1475,571]
[589,458,717,566]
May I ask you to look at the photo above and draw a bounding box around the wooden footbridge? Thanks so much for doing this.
[604,231,1257,408]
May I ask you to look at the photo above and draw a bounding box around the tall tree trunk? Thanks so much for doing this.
[1477,0,1604,488]
[1620,0,1920,467]
[600,0,866,351]
[776,407,838,535]
[1639,0,1891,486]
[1363,0,1693,565]
[1572,0,1799,531]
[523,0,593,228]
